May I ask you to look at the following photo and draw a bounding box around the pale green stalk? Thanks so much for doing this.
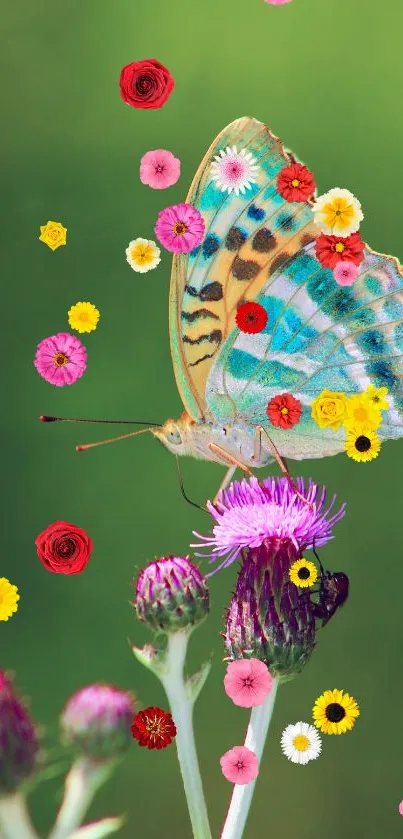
[48,759,115,839]
[221,680,279,839]
[0,794,39,839]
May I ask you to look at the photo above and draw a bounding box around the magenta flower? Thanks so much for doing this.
[193,476,345,572]
[333,260,359,287]
[220,745,259,784]
[140,149,181,190]
[34,332,87,386]
[0,671,39,794]
[224,659,273,708]
[61,683,136,759]
[154,202,205,254]
[264,0,291,4]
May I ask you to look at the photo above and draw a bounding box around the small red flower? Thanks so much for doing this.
[131,706,176,750]
[277,163,316,203]
[235,302,268,334]
[315,232,365,270]
[267,393,302,429]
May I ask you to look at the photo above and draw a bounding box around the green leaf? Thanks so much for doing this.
[185,656,213,704]
[66,816,124,839]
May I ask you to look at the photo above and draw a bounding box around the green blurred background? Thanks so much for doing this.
[1,0,403,835]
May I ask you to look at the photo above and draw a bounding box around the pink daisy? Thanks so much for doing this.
[399,801,403,816]
[220,746,259,785]
[264,0,291,4]
[155,203,205,254]
[224,659,273,708]
[139,149,181,190]
[34,332,87,386]
[333,260,359,287]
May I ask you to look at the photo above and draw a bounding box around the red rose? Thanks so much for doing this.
[35,521,93,575]
[119,59,175,110]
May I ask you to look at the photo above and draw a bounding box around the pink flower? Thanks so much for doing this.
[140,149,181,190]
[155,202,205,254]
[224,659,273,708]
[264,0,291,4]
[220,746,259,785]
[399,801,403,816]
[34,332,87,386]
[333,260,359,287]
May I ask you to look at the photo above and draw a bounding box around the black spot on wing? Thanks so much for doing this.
[202,234,220,258]
[185,282,223,301]
[189,352,217,367]
[181,308,220,323]
[231,257,260,281]
[183,330,222,346]
[225,227,247,251]
[252,228,276,253]
[268,252,291,276]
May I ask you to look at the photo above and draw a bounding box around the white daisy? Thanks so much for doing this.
[280,721,322,765]
[312,187,363,237]
[210,146,258,196]
[125,238,161,273]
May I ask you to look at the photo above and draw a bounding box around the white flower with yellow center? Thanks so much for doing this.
[312,188,363,237]
[126,238,161,273]
[280,721,322,765]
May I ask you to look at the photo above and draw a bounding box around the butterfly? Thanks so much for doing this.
[46,117,403,500]
[150,116,403,495]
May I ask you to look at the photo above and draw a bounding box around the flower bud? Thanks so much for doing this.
[224,542,316,682]
[60,684,135,760]
[135,556,209,633]
[0,671,39,794]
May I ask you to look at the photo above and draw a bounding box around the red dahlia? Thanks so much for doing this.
[277,163,316,203]
[315,232,365,270]
[131,706,176,750]
[235,302,268,334]
[267,393,302,429]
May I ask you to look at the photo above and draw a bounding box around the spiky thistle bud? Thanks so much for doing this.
[193,476,346,682]
[60,684,135,760]
[0,671,39,795]
[134,556,209,633]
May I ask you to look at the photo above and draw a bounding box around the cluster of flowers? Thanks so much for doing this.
[312,385,389,462]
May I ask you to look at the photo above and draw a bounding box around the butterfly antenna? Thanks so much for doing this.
[175,456,207,513]
[39,416,162,426]
[76,427,153,452]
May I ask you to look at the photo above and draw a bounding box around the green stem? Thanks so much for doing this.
[160,632,212,839]
[220,679,279,839]
[48,759,114,839]
[0,794,39,839]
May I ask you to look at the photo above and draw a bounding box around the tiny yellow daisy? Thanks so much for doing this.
[365,384,389,411]
[344,394,382,429]
[0,578,20,621]
[68,302,100,334]
[289,559,318,588]
[313,688,360,735]
[126,238,161,273]
[344,423,381,463]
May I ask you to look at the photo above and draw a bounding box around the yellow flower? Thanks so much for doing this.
[345,423,380,462]
[126,238,161,273]
[344,394,382,429]
[365,384,389,411]
[312,188,363,237]
[289,559,318,588]
[68,302,100,334]
[0,578,20,621]
[311,389,347,431]
[313,689,360,735]
[39,221,67,251]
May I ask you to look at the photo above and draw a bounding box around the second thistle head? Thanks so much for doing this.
[194,476,346,682]
[0,671,39,795]
[60,684,136,761]
[134,555,209,634]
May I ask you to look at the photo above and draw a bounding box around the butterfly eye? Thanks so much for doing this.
[167,426,182,446]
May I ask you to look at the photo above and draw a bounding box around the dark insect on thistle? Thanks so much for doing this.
[310,545,350,627]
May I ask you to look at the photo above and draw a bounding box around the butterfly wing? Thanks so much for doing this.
[169,117,318,420]
[206,239,403,460]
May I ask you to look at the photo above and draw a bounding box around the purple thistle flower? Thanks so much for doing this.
[0,672,39,793]
[193,476,345,573]
[135,556,209,633]
[61,684,136,760]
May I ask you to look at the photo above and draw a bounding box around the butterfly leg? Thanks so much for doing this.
[254,425,313,508]
[208,444,251,504]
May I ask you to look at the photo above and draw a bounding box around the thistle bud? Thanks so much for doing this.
[135,556,209,633]
[60,684,135,760]
[224,542,316,682]
[0,671,39,794]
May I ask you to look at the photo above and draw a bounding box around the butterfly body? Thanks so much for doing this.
[158,116,403,477]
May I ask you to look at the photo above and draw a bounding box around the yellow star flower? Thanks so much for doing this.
[0,578,20,621]
[68,302,100,334]
[39,221,67,251]
[312,188,363,237]
[365,384,389,411]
